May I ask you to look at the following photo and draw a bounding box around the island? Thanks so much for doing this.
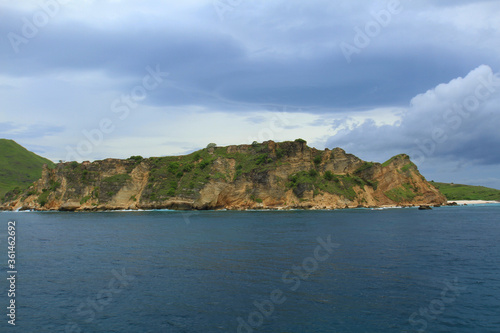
[0,139,447,211]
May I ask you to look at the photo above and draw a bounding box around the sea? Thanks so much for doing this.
[1,205,499,333]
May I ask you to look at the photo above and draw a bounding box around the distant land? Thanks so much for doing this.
[431,182,500,201]
[0,139,55,198]
[1,139,446,211]
[0,139,497,211]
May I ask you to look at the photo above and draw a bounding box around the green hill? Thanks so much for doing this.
[0,139,55,198]
[431,182,500,201]
[0,140,448,211]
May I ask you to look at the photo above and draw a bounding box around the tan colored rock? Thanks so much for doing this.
[0,141,446,211]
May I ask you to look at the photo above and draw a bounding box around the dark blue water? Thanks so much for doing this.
[1,206,499,332]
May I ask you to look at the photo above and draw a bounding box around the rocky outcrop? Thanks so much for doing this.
[0,140,447,211]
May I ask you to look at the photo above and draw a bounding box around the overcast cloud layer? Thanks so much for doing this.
[1,0,499,188]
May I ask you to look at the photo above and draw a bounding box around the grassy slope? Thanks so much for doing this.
[432,182,500,201]
[0,139,55,197]
[3,138,498,203]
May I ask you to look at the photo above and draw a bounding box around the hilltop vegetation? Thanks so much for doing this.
[0,140,447,211]
[431,182,500,201]
[0,139,55,198]
[4,139,495,211]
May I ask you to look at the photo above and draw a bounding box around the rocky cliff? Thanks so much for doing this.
[0,140,446,211]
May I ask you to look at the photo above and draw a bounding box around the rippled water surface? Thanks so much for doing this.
[1,205,499,332]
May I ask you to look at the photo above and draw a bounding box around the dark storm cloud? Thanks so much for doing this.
[0,0,499,187]
[326,65,500,166]
[1,0,498,111]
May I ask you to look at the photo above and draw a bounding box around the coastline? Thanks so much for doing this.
[447,200,500,205]
[3,201,499,213]
[6,195,497,213]
[0,205,426,212]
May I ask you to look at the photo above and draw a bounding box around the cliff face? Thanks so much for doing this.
[0,140,446,211]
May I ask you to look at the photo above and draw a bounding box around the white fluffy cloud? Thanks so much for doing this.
[326,65,500,187]
[1,1,500,187]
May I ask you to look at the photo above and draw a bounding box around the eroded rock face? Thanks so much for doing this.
[0,141,446,211]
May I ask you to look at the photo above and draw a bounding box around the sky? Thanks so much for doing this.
[0,0,499,188]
